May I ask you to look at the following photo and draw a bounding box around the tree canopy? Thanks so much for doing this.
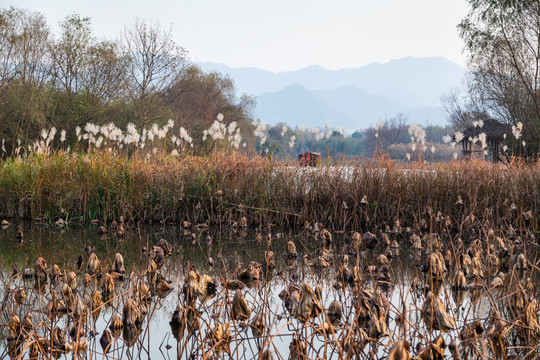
[456,0,540,154]
[0,7,253,153]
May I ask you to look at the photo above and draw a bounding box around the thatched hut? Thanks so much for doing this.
[459,118,511,162]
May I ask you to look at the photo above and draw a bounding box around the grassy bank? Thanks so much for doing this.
[0,151,538,233]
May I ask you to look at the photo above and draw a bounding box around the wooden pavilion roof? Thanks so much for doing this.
[461,118,512,143]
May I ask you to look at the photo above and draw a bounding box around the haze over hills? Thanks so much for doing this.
[255,85,352,128]
[199,57,466,130]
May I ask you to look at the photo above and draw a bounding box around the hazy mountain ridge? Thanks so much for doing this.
[199,57,466,129]
[255,85,354,128]
[313,86,405,125]
[256,85,447,130]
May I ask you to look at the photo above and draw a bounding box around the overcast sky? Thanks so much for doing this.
[4,0,470,72]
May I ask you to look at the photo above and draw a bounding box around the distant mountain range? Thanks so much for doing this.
[199,57,466,130]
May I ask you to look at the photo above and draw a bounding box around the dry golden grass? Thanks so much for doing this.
[0,151,537,233]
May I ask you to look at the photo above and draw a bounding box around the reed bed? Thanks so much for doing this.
[0,151,538,234]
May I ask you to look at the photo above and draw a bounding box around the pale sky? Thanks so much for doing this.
[4,0,470,72]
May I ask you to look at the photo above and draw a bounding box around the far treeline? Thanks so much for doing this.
[0,8,257,155]
[0,7,454,160]
[2,1,540,160]
[0,7,455,160]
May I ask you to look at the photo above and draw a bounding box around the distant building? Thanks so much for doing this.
[459,117,511,162]
[297,151,321,167]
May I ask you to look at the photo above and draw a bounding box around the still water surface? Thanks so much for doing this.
[0,221,502,359]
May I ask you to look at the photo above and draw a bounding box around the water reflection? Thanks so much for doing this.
[0,221,536,359]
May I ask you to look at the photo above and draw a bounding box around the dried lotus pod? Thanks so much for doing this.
[250,312,265,338]
[90,289,102,321]
[113,253,125,273]
[206,322,231,356]
[387,340,410,360]
[231,290,252,321]
[289,337,307,360]
[327,300,342,326]
[293,282,323,322]
[422,291,456,331]
[100,330,113,354]
[321,228,332,243]
[285,241,297,258]
[122,298,141,327]
[87,253,101,276]
[14,287,25,305]
[109,313,123,337]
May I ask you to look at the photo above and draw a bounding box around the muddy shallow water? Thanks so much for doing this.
[0,221,535,359]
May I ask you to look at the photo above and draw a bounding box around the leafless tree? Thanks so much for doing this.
[122,19,187,125]
[49,14,92,109]
[441,88,480,131]
[0,8,52,147]
[79,40,129,123]
[459,0,540,147]
[374,113,409,148]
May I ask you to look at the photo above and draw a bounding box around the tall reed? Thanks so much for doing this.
[0,151,537,234]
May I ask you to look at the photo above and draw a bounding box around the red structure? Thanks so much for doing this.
[297,151,321,167]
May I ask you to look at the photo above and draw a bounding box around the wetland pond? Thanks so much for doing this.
[0,220,537,359]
